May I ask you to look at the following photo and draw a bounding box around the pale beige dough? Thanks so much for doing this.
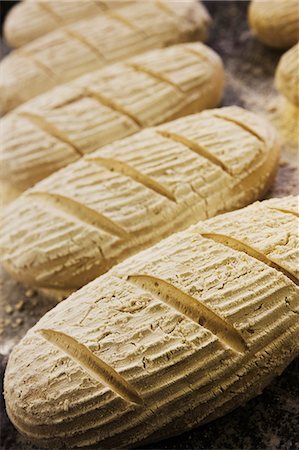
[275,43,299,106]
[0,106,280,299]
[0,43,224,202]
[249,0,299,48]
[4,196,299,448]
[0,0,211,113]
[4,0,135,47]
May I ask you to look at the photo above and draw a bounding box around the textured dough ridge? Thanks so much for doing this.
[0,106,280,298]
[4,196,299,448]
[0,42,224,198]
[4,0,135,47]
[0,0,211,113]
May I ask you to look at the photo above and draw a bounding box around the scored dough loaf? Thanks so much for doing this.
[248,0,299,48]
[0,0,211,113]
[4,0,135,48]
[4,196,299,449]
[0,42,224,201]
[275,43,299,106]
[0,106,280,299]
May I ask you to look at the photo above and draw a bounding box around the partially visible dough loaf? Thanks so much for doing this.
[0,106,280,299]
[249,0,299,48]
[4,196,299,449]
[0,0,211,113]
[275,43,299,106]
[4,0,134,48]
[0,43,224,202]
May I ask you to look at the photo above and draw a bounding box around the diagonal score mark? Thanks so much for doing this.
[17,49,57,80]
[127,274,247,353]
[201,233,299,287]
[84,88,143,128]
[212,113,266,144]
[156,129,231,175]
[266,206,299,218]
[36,1,62,22]
[17,111,83,157]
[38,329,143,405]
[50,93,85,110]
[87,156,176,203]
[155,0,178,17]
[63,28,107,61]
[125,62,184,93]
[183,45,213,64]
[28,191,129,239]
[105,10,147,34]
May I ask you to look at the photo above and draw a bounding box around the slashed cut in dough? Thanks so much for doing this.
[4,196,299,448]
[0,0,211,113]
[0,43,224,201]
[0,106,280,299]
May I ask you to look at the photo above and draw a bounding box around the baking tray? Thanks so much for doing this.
[0,1,298,449]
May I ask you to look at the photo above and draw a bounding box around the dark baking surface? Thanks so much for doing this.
[0,1,298,449]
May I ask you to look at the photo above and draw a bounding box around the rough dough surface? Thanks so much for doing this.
[1,3,298,449]
[0,0,210,113]
[0,42,224,199]
[4,197,299,449]
[0,106,279,298]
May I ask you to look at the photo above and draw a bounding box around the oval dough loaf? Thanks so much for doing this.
[0,42,224,201]
[4,196,299,449]
[4,0,134,48]
[0,106,280,299]
[275,43,299,106]
[0,0,210,113]
[249,0,299,48]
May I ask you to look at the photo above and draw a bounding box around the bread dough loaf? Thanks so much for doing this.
[0,106,279,299]
[4,0,134,47]
[0,43,224,201]
[275,43,299,106]
[4,196,298,448]
[249,0,299,48]
[0,0,210,113]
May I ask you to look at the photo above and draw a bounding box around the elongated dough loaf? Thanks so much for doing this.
[4,0,134,48]
[249,0,299,48]
[4,196,299,449]
[0,106,280,299]
[0,0,210,113]
[0,43,224,201]
[275,43,299,106]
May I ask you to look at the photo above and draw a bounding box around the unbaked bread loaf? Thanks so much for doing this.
[275,43,299,106]
[4,196,299,449]
[0,0,210,113]
[0,43,224,201]
[0,106,280,299]
[249,0,299,48]
[4,0,134,48]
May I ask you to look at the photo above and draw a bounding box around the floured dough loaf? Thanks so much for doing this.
[0,43,224,201]
[0,106,280,299]
[0,0,211,113]
[249,0,299,48]
[4,0,134,48]
[4,196,299,449]
[275,43,299,106]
